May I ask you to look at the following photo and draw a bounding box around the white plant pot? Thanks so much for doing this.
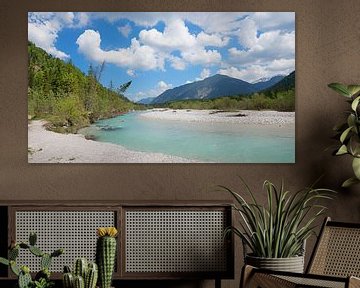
[245,254,305,273]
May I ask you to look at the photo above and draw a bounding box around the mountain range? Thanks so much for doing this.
[145,73,293,104]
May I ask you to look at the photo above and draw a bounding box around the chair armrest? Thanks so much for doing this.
[349,276,360,288]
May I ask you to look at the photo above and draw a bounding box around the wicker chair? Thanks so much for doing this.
[241,217,360,288]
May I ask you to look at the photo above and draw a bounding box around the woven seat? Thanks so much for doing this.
[241,217,360,288]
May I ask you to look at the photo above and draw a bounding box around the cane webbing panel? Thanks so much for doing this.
[15,211,115,272]
[277,275,345,288]
[125,210,227,273]
[309,226,360,277]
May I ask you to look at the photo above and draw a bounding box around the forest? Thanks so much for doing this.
[28,42,140,133]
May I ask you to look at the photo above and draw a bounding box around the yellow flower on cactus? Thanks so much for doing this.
[97,227,118,238]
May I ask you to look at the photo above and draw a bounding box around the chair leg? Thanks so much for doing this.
[215,278,221,288]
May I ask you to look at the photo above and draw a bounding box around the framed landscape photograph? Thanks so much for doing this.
[27,12,295,163]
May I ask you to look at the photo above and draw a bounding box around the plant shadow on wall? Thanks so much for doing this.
[220,178,335,273]
[328,83,360,187]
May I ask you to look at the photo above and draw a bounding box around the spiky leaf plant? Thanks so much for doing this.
[328,83,360,187]
[221,178,335,258]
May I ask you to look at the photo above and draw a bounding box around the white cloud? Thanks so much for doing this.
[133,80,173,101]
[139,19,197,51]
[218,66,266,82]
[76,12,90,27]
[118,23,132,38]
[97,12,293,35]
[235,17,258,48]
[169,56,186,70]
[157,80,172,92]
[196,68,211,81]
[196,31,229,47]
[228,30,295,66]
[28,12,91,59]
[252,12,295,31]
[268,58,295,72]
[181,48,221,66]
[76,30,165,71]
[139,19,224,66]
[218,58,294,83]
[126,69,135,76]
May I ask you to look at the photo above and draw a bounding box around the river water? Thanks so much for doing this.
[79,112,295,163]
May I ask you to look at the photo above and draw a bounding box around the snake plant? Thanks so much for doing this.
[328,83,360,187]
[221,178,335,258]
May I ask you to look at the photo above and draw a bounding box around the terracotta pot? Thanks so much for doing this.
[245,254,304,273]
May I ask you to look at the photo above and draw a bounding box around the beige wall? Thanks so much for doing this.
[1,0,360,287]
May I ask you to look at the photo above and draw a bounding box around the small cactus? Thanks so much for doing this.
[9,247,19,260]
[10,260,20,276]
[0,257,9,266]
[96,227,118,288]
[35,268,50,281]
[0,233,63,288]
[63,259,98,288]
[63,272,74,288]
[74,275,85,288]
[64,265,72,273]
[85,263,98,288]
[51,248,64,258]
[29,232,37,246]
[74,258,88,279]
[29,245,44,257]
[41,253,52,270]
[18,269,32,288]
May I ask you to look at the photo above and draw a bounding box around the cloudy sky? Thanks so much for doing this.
[28,12,295,101]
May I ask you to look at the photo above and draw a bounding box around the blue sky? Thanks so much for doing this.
[28,12,295,102]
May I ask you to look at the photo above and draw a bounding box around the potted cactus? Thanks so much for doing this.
[0,232,63,288]
[62,258,98,288]
[96,227,118,288]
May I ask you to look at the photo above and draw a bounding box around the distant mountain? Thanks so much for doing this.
[252,75,285,91]
[151,74,285,104]
[137,97,156,105]
[264,71,295,92]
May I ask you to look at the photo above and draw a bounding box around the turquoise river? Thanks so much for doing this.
[79,112,295,163]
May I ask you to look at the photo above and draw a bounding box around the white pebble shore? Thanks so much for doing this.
[139,109,295,125]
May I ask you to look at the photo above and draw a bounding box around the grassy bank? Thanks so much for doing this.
[155,89,295,112]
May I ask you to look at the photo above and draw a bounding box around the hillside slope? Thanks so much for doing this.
[28,42,137,132]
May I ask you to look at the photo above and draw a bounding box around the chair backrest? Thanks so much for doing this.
[307,217,360,277]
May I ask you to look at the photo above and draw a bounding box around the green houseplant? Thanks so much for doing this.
[221,179,334,272]
[328,83,360,187]
[0,232,63,288]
